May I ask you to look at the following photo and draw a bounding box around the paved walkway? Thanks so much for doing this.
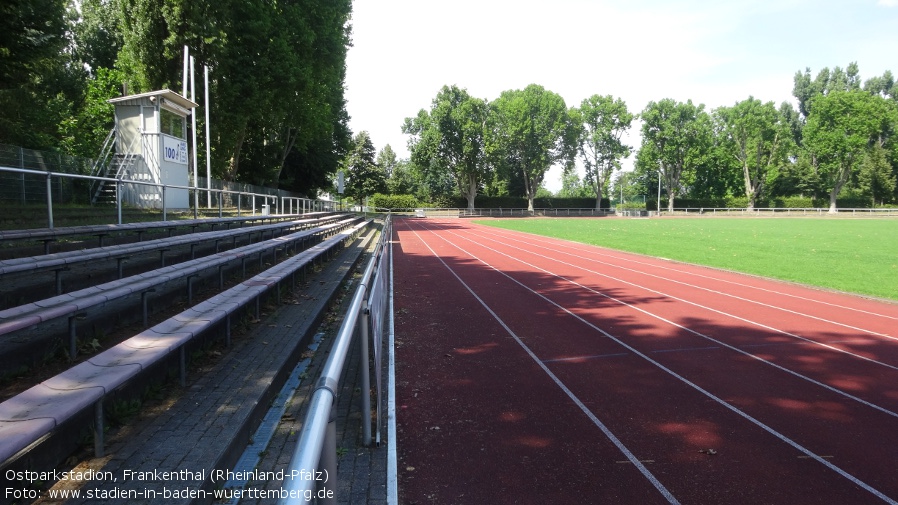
[33,228,389,504]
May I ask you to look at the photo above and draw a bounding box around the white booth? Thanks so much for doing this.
[103,90,198,209]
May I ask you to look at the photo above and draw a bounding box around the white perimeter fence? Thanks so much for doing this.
[382,207,898,218]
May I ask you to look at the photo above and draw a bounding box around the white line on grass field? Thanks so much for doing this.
[410,220,898,505]
[401,220,682,505]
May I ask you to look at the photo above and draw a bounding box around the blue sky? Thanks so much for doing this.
[344,0,898,191]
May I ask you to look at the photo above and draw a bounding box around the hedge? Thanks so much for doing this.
[645,195,876,210]
[368,193,419,210]
[368,192,884,211]
[424,195,611,209]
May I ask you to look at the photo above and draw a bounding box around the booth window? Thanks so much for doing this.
[160,108,185,139]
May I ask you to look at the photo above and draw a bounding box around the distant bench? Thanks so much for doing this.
[0,212,336,255]
[0,219,373,469]
[0,214,345,297]
[0,217,363,370]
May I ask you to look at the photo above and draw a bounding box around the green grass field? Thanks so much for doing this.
[476,217,898,301]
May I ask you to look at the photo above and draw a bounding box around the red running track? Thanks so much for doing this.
[393,218,898,505]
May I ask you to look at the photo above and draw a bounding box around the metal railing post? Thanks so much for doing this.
[360,299,372,446]
[46,172,54,229]
[20,147,26,205]
[318,405,338,505]
[116,179,123,224]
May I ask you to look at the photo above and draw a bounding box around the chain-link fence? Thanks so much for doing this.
[0,144,95,205]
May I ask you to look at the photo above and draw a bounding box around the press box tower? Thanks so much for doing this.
[95,89,198,209]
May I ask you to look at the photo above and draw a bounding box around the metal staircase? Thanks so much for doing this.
[89,129,142,205]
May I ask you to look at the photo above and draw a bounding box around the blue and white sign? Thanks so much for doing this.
[162,135,188,165]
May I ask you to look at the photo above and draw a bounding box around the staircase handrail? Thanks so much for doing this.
[89,128,116,177]
[88,128,117,195]
[90,131,143,204]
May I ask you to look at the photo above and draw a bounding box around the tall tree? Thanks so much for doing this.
[377,145,398,180]
[114,0,172,92]
[557,166,591,198]
[487,84,576,211]
[269,0,352,191]
[59,67,124,158]
[574,95,633,210]
[98,0,352,194]
[715,97,792,208]
[863,70,897,100]
[403,85,489,209]
[0,0,71,148]
[803,90,897,212]
[793,63,862,119]
[386,159,417,196]
[74,0,123,73]
[637,99,711,211]
[343,131,386,206]
[858,142,897,206]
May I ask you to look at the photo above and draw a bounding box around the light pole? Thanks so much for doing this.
[620,177,624,209]
[657,169,662,216]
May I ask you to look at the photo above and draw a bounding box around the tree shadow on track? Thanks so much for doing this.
[392,217,898,504]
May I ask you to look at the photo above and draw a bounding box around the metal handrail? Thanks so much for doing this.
[90,130,145,204]
[88,129,116,197]
[0,164,332,228]
[89,128,116,178]
[279,215,392,505]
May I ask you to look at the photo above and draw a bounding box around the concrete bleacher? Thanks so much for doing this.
[0,214,344,301]
[0,212,333,255]
[0,219,373,473]
[0,217,363,373]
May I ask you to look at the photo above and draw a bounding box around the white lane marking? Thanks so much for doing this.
[459,227,898,371]
[402,221,682,505]
[409,220,898,505]
[438,225,898,419]
[476,224,898,324]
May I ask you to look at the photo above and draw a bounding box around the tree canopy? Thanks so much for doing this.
[574,95,634,210]
[714,97,793,209]
[487,84,577,211]
[3,7,897,213]
[0,0,352,198]
[403,85,489,209]
[803,90,898,212]
[637,99,711,212]
[392,64,897,212]
[343,131,386,206]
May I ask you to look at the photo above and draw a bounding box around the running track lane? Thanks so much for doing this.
[394,218,898,505]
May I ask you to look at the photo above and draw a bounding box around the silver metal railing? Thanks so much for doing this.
[0,165,338,228]
[279,215,392,505]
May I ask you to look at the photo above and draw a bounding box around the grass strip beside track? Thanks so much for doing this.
[476,217,898,301]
